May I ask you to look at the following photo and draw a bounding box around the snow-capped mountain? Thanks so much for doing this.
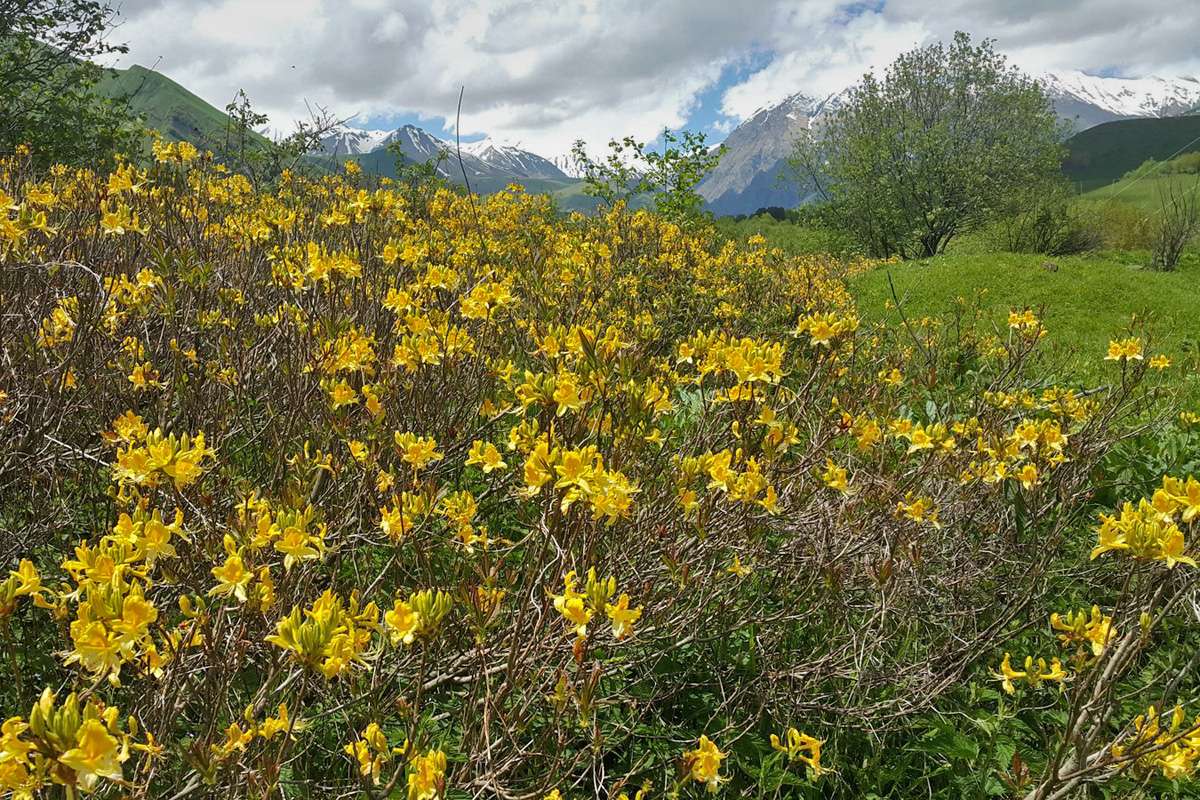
[700,71,1200,216]
[315,124,570,183]
[462,138,568,180]
[316,125,391,156]
[314,69,1200,216]
[376,124,455,164]
[1041,71,1200,131]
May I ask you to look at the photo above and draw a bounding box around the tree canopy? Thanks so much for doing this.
[792,32,1068,259]
[1,1,140,167]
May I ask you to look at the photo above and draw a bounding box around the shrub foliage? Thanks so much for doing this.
[1,147,1199,799]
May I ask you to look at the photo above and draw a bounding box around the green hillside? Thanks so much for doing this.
[96,64,269,149]
[1063,115,1200,191]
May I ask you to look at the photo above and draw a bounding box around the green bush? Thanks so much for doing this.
[1075,199,1156,251]
[715,214,861,257]
[990,185,1101,256]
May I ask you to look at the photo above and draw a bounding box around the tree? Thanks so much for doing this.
[0,1,140,166]
[571,130,724,226]
[790,32,1068,259]
[217,90,341,187]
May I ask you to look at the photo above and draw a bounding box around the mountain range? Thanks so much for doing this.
[100,63,1200,216]
[316,124,571,184]
[697,71,1200,215]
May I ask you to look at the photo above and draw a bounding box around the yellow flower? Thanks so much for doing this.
[274,525,323,571]
[327,379,359,409]
[552,372,583,416]
[466,440,507,473]
[210,546,253,603]
[385,598,420,646]
[407,748,447,800]
[770,727,826,776]
[994,653,1067,694]
[394,432,443,471]
[994,653,1026,695]
[58,719,123,790]
[66,620,123,681]
[906,425,934,453]
[1017,463,1038,489]
[522,439,558,494]
[344,722,391,784]
[605,593,642,640]
[684,735,727,793]
[1089,498,1195,567]
[821,459,849,494]
[1104,337,1143,361]
[1051,605,1114,657]
[551,571,592,638]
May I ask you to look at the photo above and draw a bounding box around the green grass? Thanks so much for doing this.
[715,215,856,255]
[1064,115,1200,192]
[1082,172,1200,213]
[849,251,1200,396]
[724,213,1200,397]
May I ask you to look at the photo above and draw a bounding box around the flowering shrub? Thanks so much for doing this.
[0,146,1198,798]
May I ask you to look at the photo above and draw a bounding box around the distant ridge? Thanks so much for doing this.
[97,63,1200,213]
[1063,115,1200,191]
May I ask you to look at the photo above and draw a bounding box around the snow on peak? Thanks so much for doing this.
[1040,70,1200,118]
[551,153,586,179]
[462,137,507,156]
[318,124,391,156]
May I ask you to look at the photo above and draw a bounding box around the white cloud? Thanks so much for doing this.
[109,0,1200,158]
[719,13,930,118]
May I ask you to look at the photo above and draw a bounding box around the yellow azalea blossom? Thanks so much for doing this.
[770,727,826,776]
[210,547,253,603]
[994,653,1068,694]
[407,748,447,800]
[58,719,123,791]
[1104,337,1143,362]
[466,440,507,473]
[344,722,391,784]
[385,598,420,646]
[551,571,592,638]
[605,593,642,640]
[1051,605,1114,657]
[1090,498,1195,567]
[684,735,727,793]
[394,432,443,471]
[821,459,849,494]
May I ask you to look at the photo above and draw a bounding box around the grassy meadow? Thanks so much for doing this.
[851,252,1200,390]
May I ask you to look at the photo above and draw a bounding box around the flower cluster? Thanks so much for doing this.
[0,147,1189,798]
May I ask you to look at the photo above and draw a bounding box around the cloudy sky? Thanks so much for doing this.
[108,0,1200,157]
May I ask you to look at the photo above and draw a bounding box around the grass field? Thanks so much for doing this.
[1082,171,1200,212]
[849,251,1200,396]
